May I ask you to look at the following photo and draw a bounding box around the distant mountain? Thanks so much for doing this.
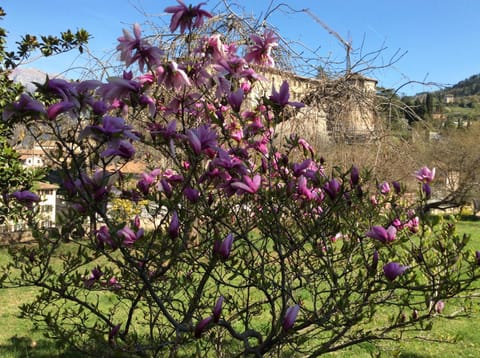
[9,67,49,93]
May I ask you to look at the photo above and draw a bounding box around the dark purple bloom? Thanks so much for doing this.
[194,316,213,338]
[372,249,379,270]
[475,250,480,265]
[168,211,180,238]
[422,183,431,199]
[214,233,234,260]
[165,1,213,34]
[392,181,401,194]
[350,166,360,187]
[184,187,200,203]
[323,178,341,200]
[366,225,397,244]
[282,304,300,331]
[383,262,408,281]
[108,324,121,343]
[269,80,304,108]
[46,78,78,102]
[212,295,224,323]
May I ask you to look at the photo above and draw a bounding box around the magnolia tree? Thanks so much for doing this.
[2,2,480,356]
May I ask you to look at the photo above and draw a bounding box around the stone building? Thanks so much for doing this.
[250,66,378,146]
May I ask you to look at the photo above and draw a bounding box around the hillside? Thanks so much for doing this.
[439,73,480,97]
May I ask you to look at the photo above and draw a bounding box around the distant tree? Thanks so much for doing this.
[425,93,434,118]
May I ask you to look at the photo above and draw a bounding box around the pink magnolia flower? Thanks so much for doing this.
[245,29,279,67]
[96,225,116,249]
[366,225,397,244]
[97,75,141,103]
[165,0,213,34]
[118,225,144,246]
[379,181,391,195]
[323,178,341,200]
[117,23,163,71]
[156,61,191,91]
[282,304,300,331]
[415,166,435,183]
[231,175,261,195]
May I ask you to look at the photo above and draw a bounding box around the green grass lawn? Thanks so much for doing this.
[2,217,480,357]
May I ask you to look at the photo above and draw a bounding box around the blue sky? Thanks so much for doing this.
[3,0,479,95]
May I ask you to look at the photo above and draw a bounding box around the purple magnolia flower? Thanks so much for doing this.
[84,266,103,288]
[186,125,218,155]
[3,93,46,121]
[212,295,224,323]
[96,225,116,249]
[117,23,163,71]
[101,140,136,160]
[137,169,161,195]
[98,76,141,103]
[366,225,397,244]
[10,190,40,208]
[46,78,79,102]
[323,178,341,200]
[475,250,480,265]
[383,262,408,281]
[194,316,213,338]
[269,80,304,108]
[422,183,432,199]
[184,187,200,203]
[168,211,180,238]
[245,29,279,67]
[415,166,435,183]
[165,0,213,34]
[282,304,300,331]
[214,233,234,260]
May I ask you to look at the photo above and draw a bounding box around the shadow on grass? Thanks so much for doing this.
[459,214,480,222]
[0,336,83,358]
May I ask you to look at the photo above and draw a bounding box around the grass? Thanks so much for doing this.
[1,217,480,357]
